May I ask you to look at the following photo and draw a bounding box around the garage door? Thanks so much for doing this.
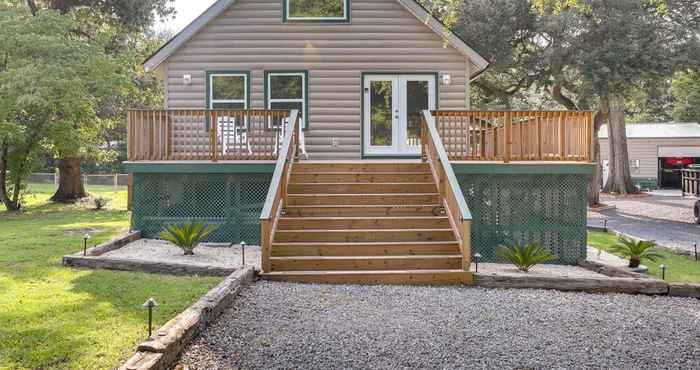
[658,146,700,157]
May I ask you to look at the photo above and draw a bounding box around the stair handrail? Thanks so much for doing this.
[421,110,473,271]
[260,109,301,272]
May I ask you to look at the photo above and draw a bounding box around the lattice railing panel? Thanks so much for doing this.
[132,173,272,244]
[458,173,588,265]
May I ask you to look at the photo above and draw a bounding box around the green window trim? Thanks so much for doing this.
[264,70,310,130]
[282,0,351,23]
[205,70,251,110]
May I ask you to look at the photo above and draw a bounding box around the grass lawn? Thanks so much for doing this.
[589,231,700,284]
[0,184,222,369]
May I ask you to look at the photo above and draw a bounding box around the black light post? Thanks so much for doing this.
[603,220,608,232]
[659,264,668,281]
[695,243,698,262]
[241,241,247,267]
[474,253,482,273]
[142,298,158,341]
[83,234,91,256]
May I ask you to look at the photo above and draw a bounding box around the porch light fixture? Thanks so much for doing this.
[441,74,452,86]
[183,74,192,86]
[474,253,482,273]
[83,233,91,256]
[143,298,158,341]
[659,264,667,280]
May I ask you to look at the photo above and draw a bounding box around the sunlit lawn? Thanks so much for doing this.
[0,184,222,369]
[589,231,700,284]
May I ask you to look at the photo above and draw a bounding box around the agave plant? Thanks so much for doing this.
[496,241,557,272]
[160,222,218,256]
[609,237,663,268]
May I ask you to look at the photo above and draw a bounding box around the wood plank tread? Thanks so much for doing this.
[289,182,436,186]
[287,193,440,197]
[271,255,462,261]
[276,228,453,233]
[260,270,474,285]
[286,204,442,208]
[272,241,459,247]
[279,216,450,221]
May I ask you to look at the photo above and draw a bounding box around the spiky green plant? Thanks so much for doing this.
[609,237,664,268]
[160,222,218,256]
[496,242,557,272]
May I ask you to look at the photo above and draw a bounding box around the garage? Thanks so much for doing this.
[599,123,700,190]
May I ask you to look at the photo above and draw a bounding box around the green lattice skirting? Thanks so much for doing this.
[458,173,588,265]
[131,173,272,244]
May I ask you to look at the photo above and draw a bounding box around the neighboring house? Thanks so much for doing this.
[124,0,595,284]
[599,123,700,190]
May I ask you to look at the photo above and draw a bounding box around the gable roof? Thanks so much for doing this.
[599,123,700,139]
[144,0,490,78]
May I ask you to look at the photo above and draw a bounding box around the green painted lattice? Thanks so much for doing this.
[458,173,588,265]
[131,173,272,244]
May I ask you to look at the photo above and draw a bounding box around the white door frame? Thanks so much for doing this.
[363,73,436,157]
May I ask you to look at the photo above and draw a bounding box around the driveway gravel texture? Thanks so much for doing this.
[588,194,700,253]
[179,282,700,370]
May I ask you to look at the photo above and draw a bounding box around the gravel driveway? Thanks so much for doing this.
[589,194,700,253]
[179,282,700,370]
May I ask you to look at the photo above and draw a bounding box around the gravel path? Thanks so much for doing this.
[474,262,606,278]
[103,239,260,269]
[588,194,700,253]
[179,282,700,370]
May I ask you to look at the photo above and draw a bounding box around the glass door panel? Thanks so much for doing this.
[364,76,398,155]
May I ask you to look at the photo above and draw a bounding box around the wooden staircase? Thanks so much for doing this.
[260,162,473,285]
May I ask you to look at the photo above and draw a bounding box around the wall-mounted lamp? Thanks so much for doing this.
[183,74,192,86]
[442,74,452,86]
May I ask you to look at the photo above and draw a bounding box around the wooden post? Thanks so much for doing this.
[211,111,218,162]
[261,220,271,272]
[559,112,566,160]
[504,112,512,163]
[461,220,472,271]
[421,117,428,162]
[127,173,133,211]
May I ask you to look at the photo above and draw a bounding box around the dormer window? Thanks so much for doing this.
[283,0,350,23]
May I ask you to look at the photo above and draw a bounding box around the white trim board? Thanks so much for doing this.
[144,0,489,78]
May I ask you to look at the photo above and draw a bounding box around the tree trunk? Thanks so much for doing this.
[587,105,609,206]
[51,158,87,203]
[0,141,21,211]
[602,94,637,194]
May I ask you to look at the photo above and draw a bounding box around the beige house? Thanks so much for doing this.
[145,0,489,159]
[125,0,595,284]
[599,123,700,189]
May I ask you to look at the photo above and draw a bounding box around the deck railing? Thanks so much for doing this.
[433,111,593,162]
[260,110,301,273]
[127,109,292,161]
[421,110,473,272]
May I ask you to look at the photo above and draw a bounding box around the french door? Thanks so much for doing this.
[363,74,436,156]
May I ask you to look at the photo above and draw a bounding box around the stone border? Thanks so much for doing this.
[578,259,650,279]
[84,231,142,257]
[119,267,256,370]
[474,273,669,295]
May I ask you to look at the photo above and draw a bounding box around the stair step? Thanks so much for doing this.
[288,183,437,194]
[290,172,433,183]
[260,269,474,285]
[275,229,456,243]
[278,216,451,230]
[272,241,461,256]
[271,255,462,271]
[284,204,444,217]
[293,162,429,173]
[286,193,440,206]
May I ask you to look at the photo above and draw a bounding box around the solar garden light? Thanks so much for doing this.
[603,220,608,232]
[241,241,247,267]
[83,233,91,256]
[474,253,482,273]
[142,298,158,341]
[695,243,698,262]
[659,264,668,280]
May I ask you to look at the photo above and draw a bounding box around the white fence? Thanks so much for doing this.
[28,173,128,191]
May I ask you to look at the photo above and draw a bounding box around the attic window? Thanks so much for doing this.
[283,0,350,23]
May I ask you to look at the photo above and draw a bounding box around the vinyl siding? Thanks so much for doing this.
[599,138,700,179]
[164,0,473,159]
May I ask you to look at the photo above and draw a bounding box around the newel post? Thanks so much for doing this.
[461,219,472,271]
[261,220,271,272]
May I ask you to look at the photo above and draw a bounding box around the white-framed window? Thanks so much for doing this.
[266,71,308,129]
[207,72,249,109]
[283,0,350,23]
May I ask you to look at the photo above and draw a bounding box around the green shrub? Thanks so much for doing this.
[496,241,557,272]
[609,236,663,268]
[160,222,217,255]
